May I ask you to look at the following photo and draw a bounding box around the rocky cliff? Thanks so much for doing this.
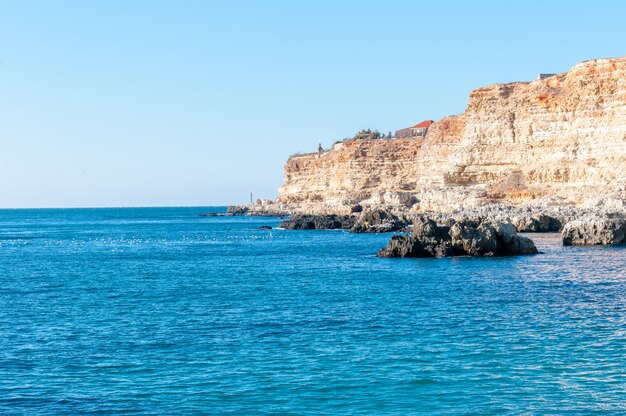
[278,138,423,214]
[277,56,626,214]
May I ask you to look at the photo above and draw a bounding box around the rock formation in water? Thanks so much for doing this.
[275,56,626,215]
[278,209,411,233]
[279,214,356,230]
[377,217,538,258]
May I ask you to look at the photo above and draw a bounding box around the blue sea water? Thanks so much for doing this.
[1,207,625,415]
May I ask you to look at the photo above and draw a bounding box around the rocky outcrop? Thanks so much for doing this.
[277,208,410,233]
[562,216,626,245]
[378,218,538,258]
[278,214,356,230]
[277,56,626,215]
[419,199,626,232]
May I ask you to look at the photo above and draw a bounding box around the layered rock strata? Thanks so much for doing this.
[277,138,423,215]
[277,56,626,214]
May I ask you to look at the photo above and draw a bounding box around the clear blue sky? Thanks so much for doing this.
[1,0,625,208]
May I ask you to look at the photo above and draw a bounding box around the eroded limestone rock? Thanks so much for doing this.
[562,216,626,245]
[277,57,626,215]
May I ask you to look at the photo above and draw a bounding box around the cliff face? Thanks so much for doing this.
[278,57,626,214]
[277,138,422,214]
[416,57,626,211]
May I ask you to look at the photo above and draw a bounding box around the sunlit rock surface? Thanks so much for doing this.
[277,56,626,215]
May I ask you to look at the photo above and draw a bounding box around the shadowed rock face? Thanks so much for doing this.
[378,218,538,258]
[562,216,626,245]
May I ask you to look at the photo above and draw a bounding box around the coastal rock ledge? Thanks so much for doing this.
[378,218,538,258]
[562,216,626,245]
[278,209,411,233]
[279,214,356,230]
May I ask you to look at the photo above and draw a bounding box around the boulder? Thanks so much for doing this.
[449,222,498,255]
[493,222,539,254]
[562,216,626,245]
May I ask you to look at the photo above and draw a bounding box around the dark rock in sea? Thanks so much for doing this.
[562,216,626,245]
[279,214,356,230]
[449,221,499,256]
[351,209,410,233]
[258,225,273,230]
[378,217,538,258]
[378,218,453,257]
[277,210,409,233]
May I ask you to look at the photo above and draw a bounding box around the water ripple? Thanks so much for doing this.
[0,208,625,414]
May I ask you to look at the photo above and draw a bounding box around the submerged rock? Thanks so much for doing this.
[378,218,538,258]
[258,225,273,230]
[562,216,626,245]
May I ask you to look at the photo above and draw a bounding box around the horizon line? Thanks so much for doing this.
[0,205,232,210]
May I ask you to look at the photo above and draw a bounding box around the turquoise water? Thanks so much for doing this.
[1,207,625,414]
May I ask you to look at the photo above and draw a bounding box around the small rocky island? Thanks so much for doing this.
[377,218,537,258]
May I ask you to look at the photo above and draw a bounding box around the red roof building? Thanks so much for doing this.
[410,120,434,130]
[394,120,434,139]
